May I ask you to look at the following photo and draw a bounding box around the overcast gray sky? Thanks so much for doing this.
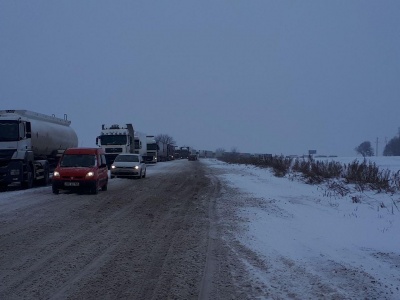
[1,1,399,156]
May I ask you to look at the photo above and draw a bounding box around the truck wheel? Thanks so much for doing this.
[41,168,50,186]
[52,185,59,194]
[22,165,34,189]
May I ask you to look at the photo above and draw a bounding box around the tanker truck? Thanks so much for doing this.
[0,110,78,189]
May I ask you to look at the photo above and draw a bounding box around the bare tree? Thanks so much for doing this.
[355,141,374,157]
[383,136,400,156]
[230,146,239,154]
[230,146,240,159]
[155,134,176,146]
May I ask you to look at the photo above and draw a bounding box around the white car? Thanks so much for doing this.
[110,154,146,179]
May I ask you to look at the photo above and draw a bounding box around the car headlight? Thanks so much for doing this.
[111,165,116,169]
[134,166,139,169]
[53,171,60,178]
[85,171,94,178]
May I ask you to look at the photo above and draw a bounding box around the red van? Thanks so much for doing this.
[52,148,108,194]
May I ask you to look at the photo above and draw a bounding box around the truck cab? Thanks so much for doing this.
[144,135,158,164]
[0,110,77,189]
[96,124,135,167]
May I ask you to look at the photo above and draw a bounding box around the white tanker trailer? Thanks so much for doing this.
[0,110,78,189]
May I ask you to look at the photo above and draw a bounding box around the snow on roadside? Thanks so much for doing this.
[204,158,400,299]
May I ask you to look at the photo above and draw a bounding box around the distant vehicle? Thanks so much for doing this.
[188,154,198,161]
[198,150,215,158]
[180,146,190,159]
[174,146,181,160]
[145,135,158,164]
[158,143,175,161]
[0,109,78,189]
[110,153,146,179]
[167,144,175,160]
[52,148,108,194]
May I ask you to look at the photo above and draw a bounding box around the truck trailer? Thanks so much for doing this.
[134,131,147,157]
[0,110,78,189]
[157,143,175,162]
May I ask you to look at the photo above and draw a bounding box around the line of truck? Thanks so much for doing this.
[95,124,159,167]
[0,110,201,190]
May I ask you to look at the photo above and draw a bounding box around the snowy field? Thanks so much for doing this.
[204,157,400,299]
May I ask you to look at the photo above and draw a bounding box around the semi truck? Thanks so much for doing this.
[0,109,78,189]
[179,146,190,159]
[134,131,147,157]
[96,125,152,167]
[145,135,158,164]
[168,144,176,160]
[157,143,175,162]
[96,124,135,167]
[174,146,181,159]
[188,148,199,161]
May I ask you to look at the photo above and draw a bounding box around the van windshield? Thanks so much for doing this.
[60,154,97,167]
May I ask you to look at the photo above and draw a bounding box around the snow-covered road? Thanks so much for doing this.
[0,158,399,299]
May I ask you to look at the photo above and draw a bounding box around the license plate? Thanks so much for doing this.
[10,170,20,175]
[65,182,79,187]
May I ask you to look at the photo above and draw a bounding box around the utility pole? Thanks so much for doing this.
[376,137,379,156]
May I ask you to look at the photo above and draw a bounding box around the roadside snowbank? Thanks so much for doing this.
[204,157,400,298]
